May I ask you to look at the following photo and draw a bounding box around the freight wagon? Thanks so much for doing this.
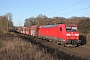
[25,27,31,35]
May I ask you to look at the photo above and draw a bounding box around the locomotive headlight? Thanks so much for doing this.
[75,34,79,36]
[66,34,71,36]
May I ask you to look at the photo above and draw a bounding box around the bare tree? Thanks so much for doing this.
[5,12,13,29]
[24,17,35,26]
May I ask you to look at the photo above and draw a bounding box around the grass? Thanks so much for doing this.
[0,33,58,60]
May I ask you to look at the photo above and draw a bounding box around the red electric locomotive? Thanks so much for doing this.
[38,24,81,46]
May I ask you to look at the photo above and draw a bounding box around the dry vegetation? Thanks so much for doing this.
[86,33,90,46]
[0,33,61,60]
[0,33,89,60]
[0,13,13,36]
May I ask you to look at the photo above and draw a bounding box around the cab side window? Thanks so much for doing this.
[60,27,62,31]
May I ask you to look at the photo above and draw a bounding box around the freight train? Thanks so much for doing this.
[15,23,81,47]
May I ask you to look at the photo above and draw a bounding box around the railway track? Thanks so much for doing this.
[14,31,90,60]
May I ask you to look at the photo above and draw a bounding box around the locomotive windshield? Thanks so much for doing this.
[66,26,78,32]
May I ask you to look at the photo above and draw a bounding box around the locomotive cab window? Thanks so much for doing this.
[60,27,62,31]
[66,26,78,32]
[72,27,77,31]
[66,27,71,31]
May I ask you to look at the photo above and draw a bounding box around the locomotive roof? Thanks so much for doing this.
[39,24,60,28]
[39,24,77,28]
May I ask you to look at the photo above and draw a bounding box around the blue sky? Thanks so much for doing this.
[0,0,90,26]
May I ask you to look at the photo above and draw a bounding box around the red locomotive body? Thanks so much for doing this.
[38,24,81,46]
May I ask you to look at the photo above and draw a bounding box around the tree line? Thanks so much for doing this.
[0,12,13,35]
[24,14,90,36]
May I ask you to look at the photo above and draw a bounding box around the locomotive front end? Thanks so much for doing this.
[65,25,81,46]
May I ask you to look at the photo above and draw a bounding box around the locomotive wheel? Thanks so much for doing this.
[49,39,52,42]
[53,40,56,43]
[56,41,61,45]
[41,38,44,40]
[56,41,58,45]
[52,40,55,43]
[62,43,66,47]
[47,39,50,42]
[49,39,53,42]
[56,41,60,45]
[48,38,51,42]
[40,37,42,40]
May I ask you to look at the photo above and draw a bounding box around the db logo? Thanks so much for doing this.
[71,32,73,33]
